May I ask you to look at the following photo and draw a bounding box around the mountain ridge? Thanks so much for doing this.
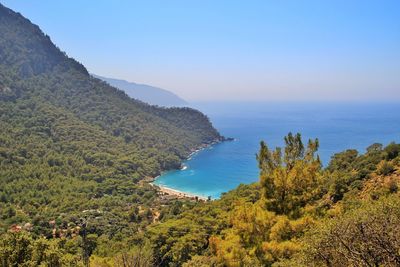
[0,3,400,267]
[0,1,223,244]
[0,2,221,153]
[93,74,187,107]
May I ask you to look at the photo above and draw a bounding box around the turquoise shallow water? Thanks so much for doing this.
[154,102,400,199]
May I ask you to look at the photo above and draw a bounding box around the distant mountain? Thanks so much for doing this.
[0,1,223,246]
[93,74,187,107]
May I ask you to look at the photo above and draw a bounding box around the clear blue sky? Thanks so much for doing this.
[3,0,400,101]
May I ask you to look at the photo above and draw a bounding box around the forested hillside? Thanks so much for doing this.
[2,129,399,266]
[1,3,399,267]
[0,3,222,264]
[142,134,400,267]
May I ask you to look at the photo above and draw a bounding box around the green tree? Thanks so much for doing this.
[256,133,322,216]
[294,196,400,267]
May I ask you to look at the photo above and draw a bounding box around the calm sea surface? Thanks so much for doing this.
[154,102,400,199]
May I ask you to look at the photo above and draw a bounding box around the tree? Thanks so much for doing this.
[0,232,33,266]
[296,196,400,267]
[384,142,400,160]
[0,232,71,266]
[113,242,153,267]
[256,133,322,216]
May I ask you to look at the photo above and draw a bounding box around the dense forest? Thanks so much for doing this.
[2,130,399,266]
[1,3,400,267]
[0,3,221,265]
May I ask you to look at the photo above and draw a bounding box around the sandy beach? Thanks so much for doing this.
[151,183,208,201]
[149,140,225,201]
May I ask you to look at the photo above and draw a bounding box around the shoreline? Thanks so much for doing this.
[184,136,234,161]
[150,183,209,201]
[149,137,233,201]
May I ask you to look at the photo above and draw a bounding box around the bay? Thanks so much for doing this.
[154,102,400,199]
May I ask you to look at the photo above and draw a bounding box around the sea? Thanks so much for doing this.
[153,102,400,199]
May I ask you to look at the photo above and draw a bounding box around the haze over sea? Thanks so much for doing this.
[154,102,400,199]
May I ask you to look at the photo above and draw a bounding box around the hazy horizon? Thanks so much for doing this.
[4,0,399,102]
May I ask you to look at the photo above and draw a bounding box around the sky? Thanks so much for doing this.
[2,0,400,101]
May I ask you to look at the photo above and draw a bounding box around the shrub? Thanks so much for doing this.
[377,160,395,176]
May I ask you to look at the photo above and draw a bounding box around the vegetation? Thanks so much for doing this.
[293,196,400,267]
[0,2,221,234]
[0,3,221,265]
[1,3,400,267]
[144,135,400,267]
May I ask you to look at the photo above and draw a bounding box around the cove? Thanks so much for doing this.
[154,102,400,199]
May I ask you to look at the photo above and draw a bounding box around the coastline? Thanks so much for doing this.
[184,136,233,161]
[150,183,208,201]
[150,137,232,201]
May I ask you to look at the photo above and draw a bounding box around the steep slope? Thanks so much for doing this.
[93,74,187,107]
[0,3,222,163]
[0,3,222,236]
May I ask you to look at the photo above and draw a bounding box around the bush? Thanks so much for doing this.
[385,178,398,194]
[290,196,400,267]
[384,143,400,160]
[377,160,395,176]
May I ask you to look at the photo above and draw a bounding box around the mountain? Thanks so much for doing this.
[1,3,399,267]
[0,3,222,160]
[92,74,187,107]
[0,1,222,251]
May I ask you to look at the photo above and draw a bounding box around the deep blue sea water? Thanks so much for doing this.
[154,102,400,199]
